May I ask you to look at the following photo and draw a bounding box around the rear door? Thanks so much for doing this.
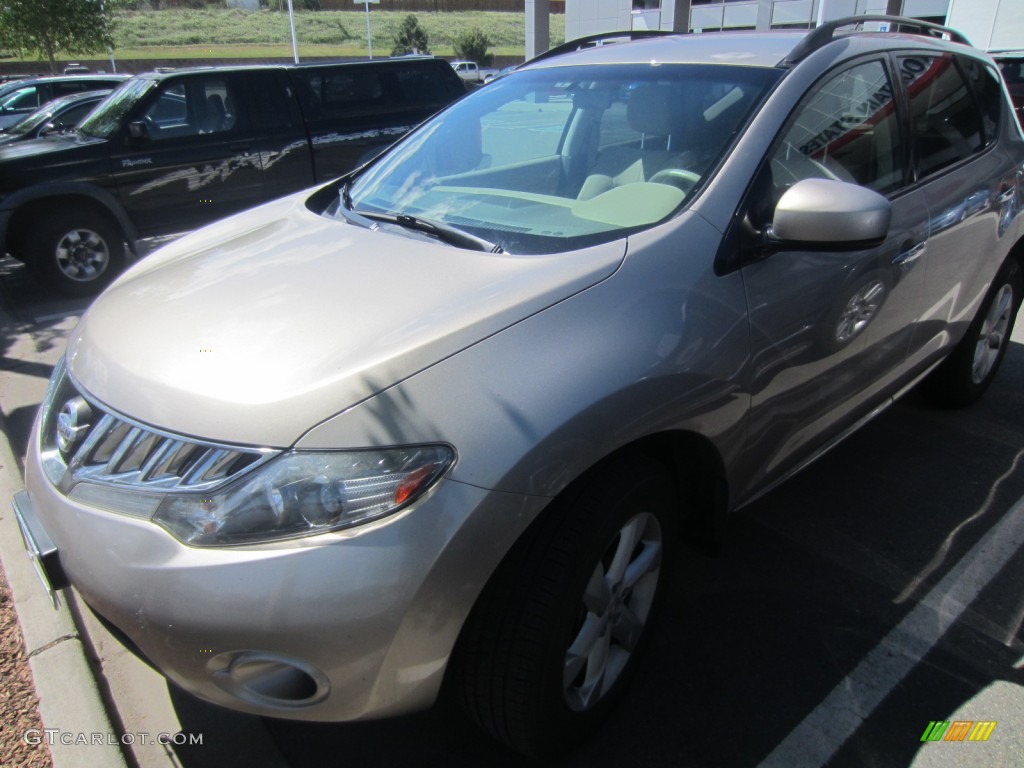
[248,69,316,199]
[110,71,266,238]
[896,53,1022,368]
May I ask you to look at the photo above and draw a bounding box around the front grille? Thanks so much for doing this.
[41,361,277,496]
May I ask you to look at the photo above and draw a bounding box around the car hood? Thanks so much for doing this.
[66,193,627,447]
[0,131,99,162]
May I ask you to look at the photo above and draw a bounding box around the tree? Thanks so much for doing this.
[453,28,493,67]
[0,0,114,74]
[391,14,429,57]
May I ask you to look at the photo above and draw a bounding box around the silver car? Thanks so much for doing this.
[14,15,1024,757]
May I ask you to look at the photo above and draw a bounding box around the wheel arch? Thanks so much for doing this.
[4,184,138,263]
[1007,232,1024,275]
[557,430,730,553]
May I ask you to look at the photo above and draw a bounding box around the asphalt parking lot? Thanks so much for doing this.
[1,254,1023,767]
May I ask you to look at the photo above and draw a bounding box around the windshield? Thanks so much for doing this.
[6,105,56,136]
[344,63,780,254]
[78,78,154,138]
[8,94,87,136]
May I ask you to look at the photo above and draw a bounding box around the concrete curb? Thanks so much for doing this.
[0,405,128,768]
[0,260,127,768]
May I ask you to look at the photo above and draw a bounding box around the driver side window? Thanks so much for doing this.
[142,78,237,140]
[772,60,904,198]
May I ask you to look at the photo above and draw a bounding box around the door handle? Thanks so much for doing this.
[892,241,926,269]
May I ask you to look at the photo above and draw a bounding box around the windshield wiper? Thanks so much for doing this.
[352,209,503,253]
[337,181,502,252]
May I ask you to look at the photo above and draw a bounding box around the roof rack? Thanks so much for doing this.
[783,14,972,66]
[527,29,675,67]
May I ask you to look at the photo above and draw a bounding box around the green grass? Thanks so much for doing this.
[104,8,564,60]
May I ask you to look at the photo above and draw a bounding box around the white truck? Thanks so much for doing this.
[450,60,499,84]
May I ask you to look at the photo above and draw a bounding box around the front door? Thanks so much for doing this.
[111,72,265,238]
[738,57,931,493]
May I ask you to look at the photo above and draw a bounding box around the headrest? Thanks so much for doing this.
[627,84,676,136]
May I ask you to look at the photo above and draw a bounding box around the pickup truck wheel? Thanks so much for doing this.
[28,210,125,297]
[455,456,675,757]
[920,259,1021,407]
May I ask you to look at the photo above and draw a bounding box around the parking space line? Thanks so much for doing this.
[757,486,1024,768]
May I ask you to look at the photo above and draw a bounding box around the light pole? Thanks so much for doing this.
[365,1,373,59]
[353,0,380,59]
[99,0,116,73]
[286,0,299,64]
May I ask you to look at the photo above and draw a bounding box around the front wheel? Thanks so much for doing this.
[454,456,676,757]
[25,209,126,297]
[921,259,1022,407]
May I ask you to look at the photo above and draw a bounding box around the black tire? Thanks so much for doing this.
[921,259,1022,407]
[453,455,676,757]
[25,208,126,297]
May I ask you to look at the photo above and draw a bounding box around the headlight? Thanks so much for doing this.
[153,446,454,546]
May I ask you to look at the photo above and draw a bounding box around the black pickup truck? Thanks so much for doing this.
[0,59,465,295]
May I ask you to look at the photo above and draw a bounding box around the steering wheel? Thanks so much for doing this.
[648,168,701,194]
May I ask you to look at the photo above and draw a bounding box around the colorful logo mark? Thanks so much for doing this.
[921,720,996,743]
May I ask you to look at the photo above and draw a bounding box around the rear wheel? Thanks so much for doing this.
[26,208,126,297]
[921,259,1021,407]
[454,456,676,757]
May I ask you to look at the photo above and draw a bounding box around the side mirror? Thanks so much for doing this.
[128,120,151,143]
[771,178,891,248]
[38,121,59,138]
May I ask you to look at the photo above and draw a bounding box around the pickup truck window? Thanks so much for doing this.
[292,61,463,121]
[141,78,237,139]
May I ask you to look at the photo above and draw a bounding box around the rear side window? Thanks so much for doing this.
[53,81,98,98]
[958,56,1002,143]
[292,62,460,120]
[899,55,984,178]
[394,64,463,107]
[2,86,40,111]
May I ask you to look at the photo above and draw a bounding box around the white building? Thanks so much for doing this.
[528,1,1022,56]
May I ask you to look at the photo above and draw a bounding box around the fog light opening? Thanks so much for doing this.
[210,652,329,708]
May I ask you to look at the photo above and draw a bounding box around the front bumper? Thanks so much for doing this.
[20,428,542,721]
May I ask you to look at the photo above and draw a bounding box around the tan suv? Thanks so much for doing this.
[14,16,1024,757]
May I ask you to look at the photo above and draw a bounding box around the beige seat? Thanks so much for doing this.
[578,84,689,200]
